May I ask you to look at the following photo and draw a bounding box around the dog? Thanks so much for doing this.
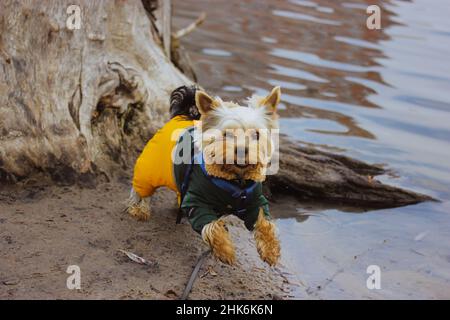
[127,85,281,266]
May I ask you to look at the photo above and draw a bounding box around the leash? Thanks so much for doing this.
[180,249,211,300]
[176,160,193,224]
[176,127,196,224]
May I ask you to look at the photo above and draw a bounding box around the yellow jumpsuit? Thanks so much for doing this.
[132,116,194,199]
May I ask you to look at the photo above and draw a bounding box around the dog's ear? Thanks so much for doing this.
[195,91,218,115]
[260,86,281,114]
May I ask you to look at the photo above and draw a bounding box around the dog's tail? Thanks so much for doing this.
[169,85,201,120]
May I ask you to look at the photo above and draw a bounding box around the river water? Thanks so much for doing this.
[173,0,450,298]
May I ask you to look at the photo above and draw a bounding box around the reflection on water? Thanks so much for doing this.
[174,0,450,298]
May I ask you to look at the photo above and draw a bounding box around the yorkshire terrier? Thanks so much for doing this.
[127,85,281,266]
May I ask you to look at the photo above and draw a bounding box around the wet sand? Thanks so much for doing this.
[0,179,289,299]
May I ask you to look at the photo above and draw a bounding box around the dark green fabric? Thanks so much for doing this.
[173,129,271,234]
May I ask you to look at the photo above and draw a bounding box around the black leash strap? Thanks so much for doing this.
[176,127,196,224]
[176,207,184,224]
[176,161,193,224]
[180,249,211,300]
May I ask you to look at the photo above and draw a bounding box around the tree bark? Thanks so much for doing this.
[267,138,434,209]
[0,0,189,184]
[0,0,434,208]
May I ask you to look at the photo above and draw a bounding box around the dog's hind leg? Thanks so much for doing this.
[254,208,281,266]
[202,220,236,265]
[126,188,151,221]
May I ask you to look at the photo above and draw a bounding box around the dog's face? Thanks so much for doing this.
[195,87,281,182]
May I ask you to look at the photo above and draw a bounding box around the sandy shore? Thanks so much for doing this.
[0,178,290,299]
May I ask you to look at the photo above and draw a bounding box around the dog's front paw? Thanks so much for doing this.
[202,220,236,265]
[127,200,151,221]
[254,209,281,266]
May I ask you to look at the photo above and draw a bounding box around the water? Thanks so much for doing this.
[173,0,450,298]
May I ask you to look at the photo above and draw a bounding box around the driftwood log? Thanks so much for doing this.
[0,0,433,209]
[267,138,434,209]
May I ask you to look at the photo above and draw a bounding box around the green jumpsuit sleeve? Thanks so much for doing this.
[186,207,219,234]
[240,195,271,231]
